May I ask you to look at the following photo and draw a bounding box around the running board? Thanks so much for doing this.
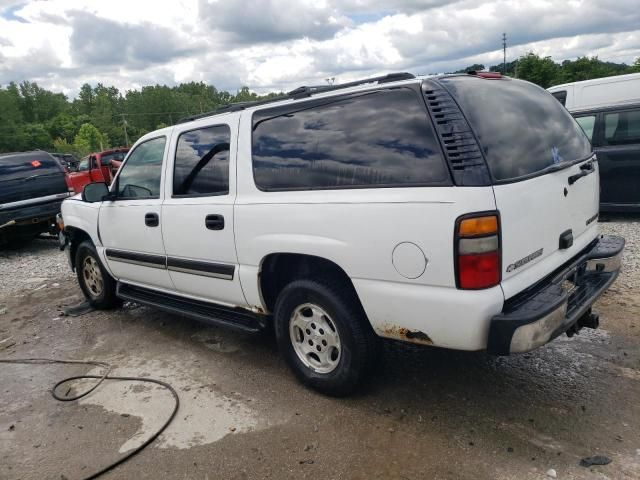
[116,282,267,333]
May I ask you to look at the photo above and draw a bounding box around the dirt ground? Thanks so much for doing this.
[1,218,639,480]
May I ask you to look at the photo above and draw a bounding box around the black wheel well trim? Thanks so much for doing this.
[257,252,365,315]
[64,226,93,271]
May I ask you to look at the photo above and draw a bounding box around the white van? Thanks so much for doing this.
[548,73,640,112]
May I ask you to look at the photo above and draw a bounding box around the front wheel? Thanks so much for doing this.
[274,278,378,396]
[75,240,118,309]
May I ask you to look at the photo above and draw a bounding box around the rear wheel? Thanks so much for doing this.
[274,278,378,396]
[75,240,118,309]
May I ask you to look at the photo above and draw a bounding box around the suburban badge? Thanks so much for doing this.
[506,248,544,272]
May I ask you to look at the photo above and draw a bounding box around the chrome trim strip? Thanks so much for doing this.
[0,192,71,210]
[108,256,166,269]
[167,265,234,280]
[105,249,166,270]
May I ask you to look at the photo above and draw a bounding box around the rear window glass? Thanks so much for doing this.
[0,152,62,181]
[440,77,592,182]
[252,88,449,190]
[551,90,567,106]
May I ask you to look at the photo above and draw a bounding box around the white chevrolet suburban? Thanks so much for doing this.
[59,72,624,395]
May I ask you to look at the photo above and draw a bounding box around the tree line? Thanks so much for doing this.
[0,82,281,156]
[454,52,640,88]
[1,53,639,156]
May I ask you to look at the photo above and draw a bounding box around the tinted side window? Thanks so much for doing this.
[173,125,230,196]
[604,109,640,145]
[575,115,596,142]
[551,90,567,106]
[117,136,166,199]
[252,88,449,190]
[78,157,90,172]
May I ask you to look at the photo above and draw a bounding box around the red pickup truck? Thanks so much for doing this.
[67,148,128,193]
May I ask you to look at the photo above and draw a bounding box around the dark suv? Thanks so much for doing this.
[0,151,72,246]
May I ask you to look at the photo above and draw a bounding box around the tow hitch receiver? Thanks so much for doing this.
[566,309,599,337]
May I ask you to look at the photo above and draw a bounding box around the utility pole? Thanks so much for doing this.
[502,32,507,75]
[121,114,129,147]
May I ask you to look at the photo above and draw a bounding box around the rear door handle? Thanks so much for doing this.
[145,212,159,227]
[568,162,595,185]
[205,214,224,230]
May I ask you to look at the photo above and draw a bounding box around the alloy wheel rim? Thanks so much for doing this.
[289,303,341,374]
[82,256,104,297]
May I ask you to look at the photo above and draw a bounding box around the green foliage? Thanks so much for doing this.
[459,53,638,88]
[52,137,75,154]
[515,53,560,88]
[453,63,486,73]
[73,123,105,156]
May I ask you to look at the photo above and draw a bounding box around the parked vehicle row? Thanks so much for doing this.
[548,73,640,212]
[0,151,73,245]
[60,72,624,395]
[0,148,127,247]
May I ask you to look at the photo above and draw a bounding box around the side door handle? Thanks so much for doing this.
[205,214,224,230]
[145,212,159,227]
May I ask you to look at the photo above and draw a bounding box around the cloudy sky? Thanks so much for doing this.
[1,0,639,97]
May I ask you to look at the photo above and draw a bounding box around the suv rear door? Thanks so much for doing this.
[439,76,598,299]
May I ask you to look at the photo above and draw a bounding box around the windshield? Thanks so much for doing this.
[439,76,592,182]
[0,152,63,182]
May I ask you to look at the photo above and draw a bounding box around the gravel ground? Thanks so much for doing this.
[0,236,74,296]
[599,215,640,291]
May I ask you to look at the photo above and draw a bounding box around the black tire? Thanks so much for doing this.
[274,278,378,396]
[75,240,118,309]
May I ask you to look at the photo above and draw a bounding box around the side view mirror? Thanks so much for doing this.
[82,182,109,203]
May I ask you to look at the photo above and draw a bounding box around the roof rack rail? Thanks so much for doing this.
[177,72,415,124]
[177,94,290,124]
[287,72,415,99]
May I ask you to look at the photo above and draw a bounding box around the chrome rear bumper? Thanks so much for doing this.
[488,235,624,355]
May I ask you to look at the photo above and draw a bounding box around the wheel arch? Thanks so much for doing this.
[65,226,93,272]
[258,252,366,316]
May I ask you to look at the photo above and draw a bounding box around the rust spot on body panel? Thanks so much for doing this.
[381,325,433,345]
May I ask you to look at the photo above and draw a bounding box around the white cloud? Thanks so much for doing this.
[0,0,638,96]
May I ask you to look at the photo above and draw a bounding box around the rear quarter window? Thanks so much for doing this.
[251,87,450,190]
[439,77,592,182]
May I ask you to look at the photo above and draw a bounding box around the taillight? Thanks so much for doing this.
[455,212,501,289]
